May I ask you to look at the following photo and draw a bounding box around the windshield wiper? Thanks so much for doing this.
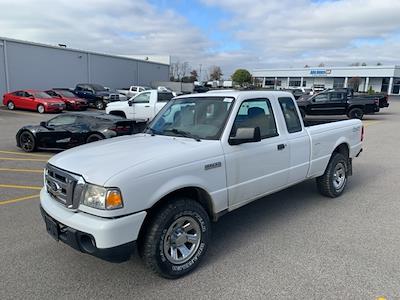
[164,129,201,142]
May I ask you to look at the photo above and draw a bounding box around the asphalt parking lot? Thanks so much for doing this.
[1,100,400,299]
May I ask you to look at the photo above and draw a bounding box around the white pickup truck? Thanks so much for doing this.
[105,89,174,122]
[117,86,150,99]
[40,91,363,278]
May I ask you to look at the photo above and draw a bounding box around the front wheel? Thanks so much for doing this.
[140,198,211,278]
[19,131,36,152]
[95,100,105,110]
[316,152,348,198]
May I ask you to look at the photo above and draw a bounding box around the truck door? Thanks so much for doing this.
[132,91,152,121]
[222,98,290,209]
[327,92,347,114]
[308,93,330,115]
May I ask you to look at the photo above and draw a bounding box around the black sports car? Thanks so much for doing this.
[16,112,137,152]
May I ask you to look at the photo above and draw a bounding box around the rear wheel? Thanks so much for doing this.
[86,133,104,143]
[139,198,211,278]
[95,100,105,110]
[37,105,45,114]
[19,131,36,152]
[347,107,364,119]
[7,101,15,110]
[316,152,348,198]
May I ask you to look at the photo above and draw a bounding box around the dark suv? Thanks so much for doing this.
[74,84,120,110]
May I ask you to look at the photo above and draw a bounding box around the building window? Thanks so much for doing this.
[289,78,301,87]
[333,78,345,89]
[302,80,306,87]
[392,78,400,94]
[382,78,390,93]
[264,78,275,86]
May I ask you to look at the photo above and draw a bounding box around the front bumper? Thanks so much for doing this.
[40,188,147,262]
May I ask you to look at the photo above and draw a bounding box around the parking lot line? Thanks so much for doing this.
[0,168,43,173]
[0,157,48,162]
[0,183,42,190]
[0,150,52,158]
[0,194,40,205]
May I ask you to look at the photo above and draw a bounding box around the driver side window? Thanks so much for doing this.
[134,92,151,103]
[231,99,278,139]
[314,94,328,102]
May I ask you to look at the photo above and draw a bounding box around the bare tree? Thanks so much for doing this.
[361,62,367,66]
[170,61,191,81]
[377,62,382,66]
[350,62,360,66]
[304,64,310,68]
[209,65,223,81]
[318,62,325,67]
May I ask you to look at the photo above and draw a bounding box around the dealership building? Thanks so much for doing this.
[0,37,170,98]
[252,65,400,95]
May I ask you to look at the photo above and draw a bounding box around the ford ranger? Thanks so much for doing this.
[40,91,363,278]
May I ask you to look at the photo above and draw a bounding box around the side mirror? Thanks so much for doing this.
[229,127,261,145]
[128,100,133,106]
[40,121,47,127]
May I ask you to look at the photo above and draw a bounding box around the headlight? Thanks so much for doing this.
[81,184,123,210]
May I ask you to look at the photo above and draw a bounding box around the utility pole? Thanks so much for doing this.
[199,64,202,82]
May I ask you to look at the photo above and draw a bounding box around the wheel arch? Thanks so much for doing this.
[137,186,215,244]
[108,110,127,118]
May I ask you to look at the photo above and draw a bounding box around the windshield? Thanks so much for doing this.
[146,97,234,140]
[34,92,52,99]
[90,84,107,91]
[56,90,76,98]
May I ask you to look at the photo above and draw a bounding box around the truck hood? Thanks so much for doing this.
[106,101,128,109]
[47,134,222,186]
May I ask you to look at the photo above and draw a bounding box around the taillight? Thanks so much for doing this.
[361,125,364,142]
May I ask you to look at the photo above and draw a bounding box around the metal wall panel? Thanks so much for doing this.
[6,41,88,91]
[137,61,170,86]
[90,54,138,89]
[0,42,7,98]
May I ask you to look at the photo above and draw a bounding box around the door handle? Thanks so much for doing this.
[145,105,150,108]
[277,143,286,150]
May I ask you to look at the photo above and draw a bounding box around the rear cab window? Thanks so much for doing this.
[278,97,302,133]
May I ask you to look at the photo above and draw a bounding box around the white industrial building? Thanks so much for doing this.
[252,65,400,95]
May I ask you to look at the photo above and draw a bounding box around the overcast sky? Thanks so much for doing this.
[1,0,400,78]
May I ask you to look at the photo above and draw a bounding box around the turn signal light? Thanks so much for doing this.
[105,190,123,209]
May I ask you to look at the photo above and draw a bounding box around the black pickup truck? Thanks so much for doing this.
[73,84,121,110]
[297,88,381,119]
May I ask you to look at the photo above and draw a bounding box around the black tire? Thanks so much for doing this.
[19,131,36,152]
[7,101,15,110]
[316,153,348,198]
[347,107,364,120]
[86,133,104,143]
[140,198,211,278]
[37,104,45,114]
[95,100,105,110]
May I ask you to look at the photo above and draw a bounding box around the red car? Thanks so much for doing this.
[45,89,88,111]
[3,90,66,113]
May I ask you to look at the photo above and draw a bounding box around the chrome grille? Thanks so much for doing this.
[45,164,84,209]
[110,94,119,101]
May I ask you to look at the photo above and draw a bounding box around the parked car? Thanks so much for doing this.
[117,86,150,99]
[296,89,380,119]
[285,87,312,99]
[73,84,121,110]
[16,112,136,152]
[3,90,65,113]
[193,85,210,93]
[40,90,363,278]
[45,89,88,111]
[106,90,174,122]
